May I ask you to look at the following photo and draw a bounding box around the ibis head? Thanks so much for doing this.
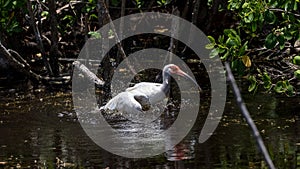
[163,64,202,92]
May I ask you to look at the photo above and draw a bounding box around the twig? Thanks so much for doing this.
[117,0,126,63]
[181,0,200,53]
[146,0,156,11]
[225,62,276,169]
[84,13,89,41]
[98,0,137,75]
[269,8,300,17]
[0,41,41,80]
[49,0,60,76]
[73,61,105,85]
[26,0,53,76]
[56,1,82,14]
[181,0,190,19]
[8,49,31,68]
[1,42,71,85]
[97,0,104,27]
[165,7,180,64]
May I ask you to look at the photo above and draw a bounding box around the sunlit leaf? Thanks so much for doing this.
[205,43,215,49]
[209,48,219,58]
[294,1,298,10]
[242,55,251,67]
[88,31,101,39]
[242,2,249,8]
[207,36,215,43]
[247,13,254,23]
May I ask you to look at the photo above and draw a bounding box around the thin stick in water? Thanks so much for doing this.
[225,62,275,169]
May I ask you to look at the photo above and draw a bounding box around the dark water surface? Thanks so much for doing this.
[0,89,299,169]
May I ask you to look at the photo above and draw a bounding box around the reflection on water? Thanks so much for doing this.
[0,90,299,168]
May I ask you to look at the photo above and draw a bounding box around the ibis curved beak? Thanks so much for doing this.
[176,70,202,92]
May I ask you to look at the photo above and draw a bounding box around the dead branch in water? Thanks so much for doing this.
[72,61,105,86]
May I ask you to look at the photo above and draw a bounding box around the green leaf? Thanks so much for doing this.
[294,70,300,79]
[247,13,254,23]
[218,35,225,43]
[293,56,300,65]
[294,1,298,10]
[277,34,285,50]
[284,30,293,40]
[231,60,245,75]
[224,29,238,37]
[251,22,257,32]
[262,72,272,89]
[207,36,215,43]
[238,41,248,56]
[205,43,215,49]
[286,85,295,96]
[3,0,12,8]
[248,75,257,92]
[217,47,226,54]
[88,31,101,39]
[265,33,277,49]
[220,51,230,60]
[41,11,49,18]
[242,2,249,8]
[89,14,98,20]
[209,48,219,58]
[265,10,276,24]
[274,81,284,93]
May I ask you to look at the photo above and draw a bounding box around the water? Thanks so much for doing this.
[0,89,299,168]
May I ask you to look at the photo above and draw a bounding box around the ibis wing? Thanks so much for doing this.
[100,92,144,113]
[126,82,165,104]
[134,95,151,111]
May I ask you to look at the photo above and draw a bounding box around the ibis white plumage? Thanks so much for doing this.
[100,64,201,114]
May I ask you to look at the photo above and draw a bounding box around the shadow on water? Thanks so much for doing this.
[0,88,299,168]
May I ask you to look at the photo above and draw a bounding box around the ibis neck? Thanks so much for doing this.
[161,71,171,95]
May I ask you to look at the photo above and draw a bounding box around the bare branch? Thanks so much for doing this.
[98,0,137,75]
[73,61,105,85]
[225,62,275,169]
[269,8,300,17]
[26,0,53,76]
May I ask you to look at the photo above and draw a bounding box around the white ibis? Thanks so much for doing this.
[100,64,201,115]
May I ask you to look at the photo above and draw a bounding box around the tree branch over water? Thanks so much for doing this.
[225,62,276,169]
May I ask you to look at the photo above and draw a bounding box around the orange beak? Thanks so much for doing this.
[175,69,202,92]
